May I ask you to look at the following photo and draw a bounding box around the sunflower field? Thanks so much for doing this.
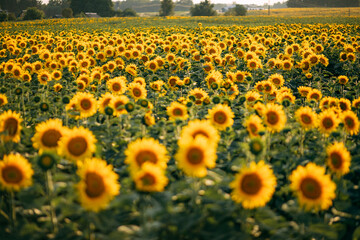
[0,16,360,240]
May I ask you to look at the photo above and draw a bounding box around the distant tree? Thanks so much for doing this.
[225,4,246,16]
[62,7,73,17]
[0,11,7,21]
[159,0,174,16]
[190,0,216,16]
[23,7,44,20]
[70,0,115,17]
[121,8,137,16]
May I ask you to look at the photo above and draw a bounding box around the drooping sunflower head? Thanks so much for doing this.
[125,138,169,176]
[207,104,235,131]
[0,153,34,192]
[110,95,129,117]
[243,114,265,138]
[289,162,336,211]
[58,126,97,162]
[76,158,120,212]
[97,92,115,114]
[263,103,287,133]
[32,118,69,153]
[326,142,351,177]
[230,161,276,209]
[295,106,318,131]
[167,101,189,121]
[0,110,22,143]
[133,162,168,192]
[175,135,217,178]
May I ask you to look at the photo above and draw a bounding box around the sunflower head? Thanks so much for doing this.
[58,126,97,162]
[175,135,217,178]
[133,162,168,192]
[0,110,22,143]
[0,153,34,192]
[230,161,276,209]
[76,158,120,212]
[289,163,336,211]
[207,104,234,131]
[125,138,169,176]
[263,103,287,133]
[326,142,351,177]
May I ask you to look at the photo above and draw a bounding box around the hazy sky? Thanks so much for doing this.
[40,0,287,5]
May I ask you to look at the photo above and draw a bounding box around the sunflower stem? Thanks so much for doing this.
[89,220,95,240]
[46,170,58,234]
[10,191,16,233]
[300,129,305,157]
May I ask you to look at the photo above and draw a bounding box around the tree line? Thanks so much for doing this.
[0,0,247,21]
[287,0,359,7]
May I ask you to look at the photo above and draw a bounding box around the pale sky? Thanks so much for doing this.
[40,0,286,5]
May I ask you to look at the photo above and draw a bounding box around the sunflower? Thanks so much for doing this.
[295,106,318,130]
[125,138,169,176]
[107,77,127,95]
[133,77,146,87]
[0,153,34,192]
[125,64,137,76]
[144,111,155,126]
[207,104,234,131]
[338,98,351,112]
[97,92,114,114]
[38,70,52,85]
[58,126,97,162]
[167,76,180,90]
[337,75,349,85]
[319,97,337,111]
[326,142,351,177]
[244,114,265,138]
[76,158,120,212]
[189,88,208,105]
[307,89,322,102]
[0,93,8,107]
[110,95,129,117]
[145,60,159,72]
[245,91,261,108]
[352,98,360,109]
[289,162,336,211]
[167,102,188,121]
[230,161,276,209]
[268,73,284,88]
[73,92,97,119]
[128,82,147,100]
[263,103,286,133]
[32,118,69,153]
[318,109,340,135]
[53,83,62,92]
[179,119,220,147]
[297,86,312,98]
[341,111,360,135]
[175,136,216,178]
[133,162,168,192]
[0,110,22,143]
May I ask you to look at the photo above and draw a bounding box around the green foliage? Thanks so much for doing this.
[159,0,174,16]
[121,8,137,17]
[23,7,44,20]
[70,0,115,17]
[190,0,216,16]
[62,8,73,18]
[224,4,247,16]
[0,11,7,22]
